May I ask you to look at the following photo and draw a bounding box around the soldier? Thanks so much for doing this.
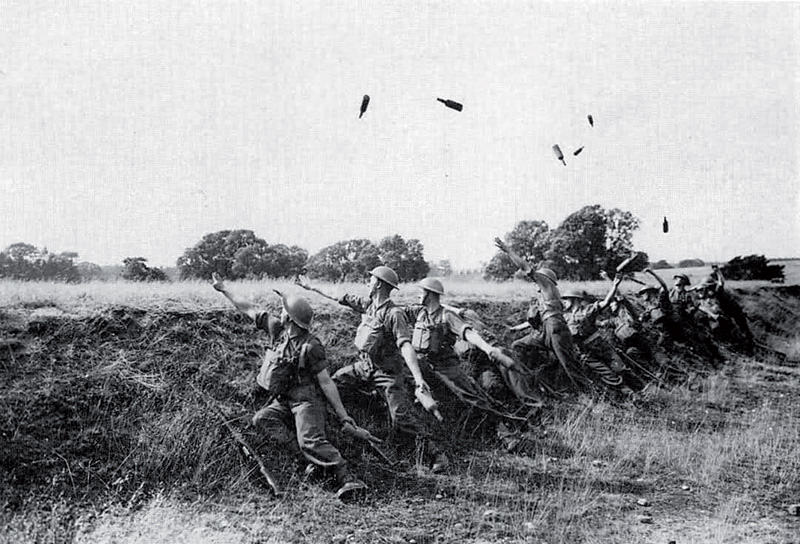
[493,238,583,388]
[211,273,367,499]
[405,278,541,417]
[640,268,722,366]
[669,273,696,317]
[561,277,637,395]
[698,266,755,349]
[297,267,450,473]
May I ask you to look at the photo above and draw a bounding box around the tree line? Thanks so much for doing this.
[0,204,784,283]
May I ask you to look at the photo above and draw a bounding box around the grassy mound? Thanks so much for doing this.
[1,284,799,543]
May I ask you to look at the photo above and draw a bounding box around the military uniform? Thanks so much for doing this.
[564,300,631,391]
[250,312,346,469]
[404,304,508,415]
[333,295,440,448]
[513,275,581,378]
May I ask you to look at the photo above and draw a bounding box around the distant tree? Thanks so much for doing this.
[651,260,673,270]
[122,257,169,282]
[484,220,551,281]
[0,243,79,282]
[486,206,644,282]
[602,208,646,273]
[429,259,453,277]
[678,258,705,268]
[720,255,785,282]
[306,239,382,282]
[265,244,308,278]
[545,205,609,281]
[378,235,429,282]
[178,230,264,280]
[76,262,104,281]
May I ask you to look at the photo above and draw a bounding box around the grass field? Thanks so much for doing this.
[1,265,799,543]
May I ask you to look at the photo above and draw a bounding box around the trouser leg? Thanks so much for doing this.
[290,394,345,468]
[430,360,503,412]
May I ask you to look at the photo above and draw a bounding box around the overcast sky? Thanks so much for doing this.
[2,1,798,270]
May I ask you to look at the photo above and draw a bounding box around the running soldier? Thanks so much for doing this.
[211,273,367,499]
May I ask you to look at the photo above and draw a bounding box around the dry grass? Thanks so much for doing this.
[1,276,799,544]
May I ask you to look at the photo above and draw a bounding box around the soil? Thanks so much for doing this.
[1,286,799,543]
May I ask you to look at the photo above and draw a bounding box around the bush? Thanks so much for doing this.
[651,260,673,270]
[677,258,705,268]
[122,257,170,282]
[720,255,785,282]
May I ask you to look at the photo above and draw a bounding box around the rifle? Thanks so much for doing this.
[192,385,283,497]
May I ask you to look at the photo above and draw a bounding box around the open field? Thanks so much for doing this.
[1,269,799,543]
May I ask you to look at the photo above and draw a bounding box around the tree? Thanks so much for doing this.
[378,235,429,282]
[603,208,645,273]
[678,258,705,268]
[306,239,382,282]
[486,206,645,282]
[720,255,785,282]
[177,230,263,280]
[0,243,79,282]
[429,259,453,277]
[76,262,104,281]
[651,260,673,270]
[484,220,552,281]
[122,257,169,282]
[545,205,609,281]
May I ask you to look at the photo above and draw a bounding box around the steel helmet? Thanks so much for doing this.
[673,273,690,285]
[637,285,660,296]
[273,290,313,329]
[535,267,558,285]
[369,265,399,290]
[418,277,445,295]
[562,290,595,301]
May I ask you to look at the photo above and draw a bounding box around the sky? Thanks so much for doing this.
[2,1,798,271]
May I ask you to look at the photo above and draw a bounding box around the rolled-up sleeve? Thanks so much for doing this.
[385,308,412,348]
[254,311,282,343]
[444,310,472,341]
[304,339,328,376]
[339,294,368,314]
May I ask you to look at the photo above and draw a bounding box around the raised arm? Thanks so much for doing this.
[644,268,668,291]
[598,275,623,310]
[295,275,365,313]
[494,237,532,274]
[211,272,259,321]
[294,275,339,302]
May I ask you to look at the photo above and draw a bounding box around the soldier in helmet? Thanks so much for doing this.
[297,266,450,473]
[211,273,367,499]
[493,238,583,387]
[561,277,637,395]
[669,273,697,317]
[403,278,537,417]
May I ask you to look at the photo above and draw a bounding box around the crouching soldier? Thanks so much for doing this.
[297,266,451,473]
[404,278,530,419]
[211,273,367,500]
[561,276,637,395]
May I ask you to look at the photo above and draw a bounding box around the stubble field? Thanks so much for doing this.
[1,263,799,543]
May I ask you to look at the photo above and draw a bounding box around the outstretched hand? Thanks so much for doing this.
[294,274,312,290]
[494,237,508,253]
[210,272,225,292]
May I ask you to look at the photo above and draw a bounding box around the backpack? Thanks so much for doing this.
[256,341,311,397]
[411,310,445,354]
